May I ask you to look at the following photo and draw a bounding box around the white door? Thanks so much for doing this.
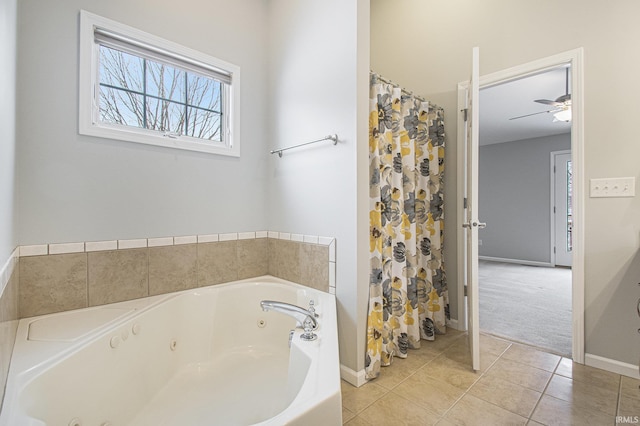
[554,152,573,267]
[463,47,482,371]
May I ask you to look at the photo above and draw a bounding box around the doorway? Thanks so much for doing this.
[456,48,585,364]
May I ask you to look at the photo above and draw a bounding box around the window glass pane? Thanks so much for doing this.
[146,98,185,134]
[97,40,226,145]
[187,74,222,112]
[99,86,145,128]
[99,46,143,93]
[146,60,186,103]
[186,107,221,141]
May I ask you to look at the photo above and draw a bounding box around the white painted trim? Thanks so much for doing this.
[78,10,241,157]
[340,364,368,388]
[456,82,469,332]
[585,353,639,379]
[446,318,460,331]
[457,48,585,364]
[479,256,553,268]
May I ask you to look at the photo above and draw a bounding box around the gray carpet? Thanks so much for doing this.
[479,260,572,357]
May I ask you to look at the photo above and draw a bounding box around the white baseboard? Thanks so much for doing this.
[447,318,461,331]
[340,364,367,387]
[585,353,639,379]
[479,256,553,268]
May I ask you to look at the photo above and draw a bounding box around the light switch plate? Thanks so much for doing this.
[590,177,635,198]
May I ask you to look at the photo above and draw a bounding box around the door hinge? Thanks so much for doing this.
[554,206,556,213]
[554,246,556,254]
[463,197,468,209]
[462,108,468,122]
[464,285,468,296]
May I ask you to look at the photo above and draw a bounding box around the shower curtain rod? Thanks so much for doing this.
[270,134,338,158]
[372,72,431,105]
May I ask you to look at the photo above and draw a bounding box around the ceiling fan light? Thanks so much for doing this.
[553,108,572,122]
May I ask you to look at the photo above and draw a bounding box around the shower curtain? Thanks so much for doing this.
[365,73,448,380]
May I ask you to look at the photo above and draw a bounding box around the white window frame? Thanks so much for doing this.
[79,10,241,156]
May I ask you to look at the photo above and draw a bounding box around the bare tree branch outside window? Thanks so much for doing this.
[98,45,222,141]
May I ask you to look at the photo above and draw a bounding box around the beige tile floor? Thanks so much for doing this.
[341,330,640,425]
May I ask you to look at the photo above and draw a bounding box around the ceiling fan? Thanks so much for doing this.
[509,67,572,122]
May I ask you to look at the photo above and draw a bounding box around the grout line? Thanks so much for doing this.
[527,358,557,423]
[438,339,512,420]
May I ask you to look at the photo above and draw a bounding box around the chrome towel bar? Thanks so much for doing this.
[270,134,338,158]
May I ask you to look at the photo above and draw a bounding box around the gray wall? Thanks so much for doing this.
[0,0,17,264]
[478,134,571,263]
[267,0,370,374]
[13,0,371,378]
[16,0,270,245]
[371,0,640,366]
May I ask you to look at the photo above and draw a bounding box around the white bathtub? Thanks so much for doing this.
[0,276,342,426]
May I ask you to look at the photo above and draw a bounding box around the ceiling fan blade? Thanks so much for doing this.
[509,109,557,120]
[534,99,563,107]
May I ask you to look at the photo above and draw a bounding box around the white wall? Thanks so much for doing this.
[16,0,270,245]
[371,0,640,366]
[267,0,370,375]
[479,134,571,263]
[0,0,17,264]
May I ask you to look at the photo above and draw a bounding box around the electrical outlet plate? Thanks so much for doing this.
[590,177,635,198]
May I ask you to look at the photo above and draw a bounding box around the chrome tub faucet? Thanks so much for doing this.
[260,300,318,341]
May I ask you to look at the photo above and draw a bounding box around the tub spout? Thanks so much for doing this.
[260,300,318,341]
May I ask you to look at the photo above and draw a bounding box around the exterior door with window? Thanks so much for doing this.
[554,151,573,267]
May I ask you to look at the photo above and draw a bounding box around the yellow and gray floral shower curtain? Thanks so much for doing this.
[366,73,448,380]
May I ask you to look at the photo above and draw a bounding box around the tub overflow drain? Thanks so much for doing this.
[257,319,267,328]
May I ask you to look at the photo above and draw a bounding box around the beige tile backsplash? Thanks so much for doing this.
[197,240,239,286]
[268,239,300,282]
[299,243,330,291]
[238,238,268,280]
[149,244,198,295]
[17,236,333,318]
[88,248,148,306]
[19,253,87,317]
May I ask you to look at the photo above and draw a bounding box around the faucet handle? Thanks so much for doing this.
[308,300,318,317]
[300,317,318,341]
